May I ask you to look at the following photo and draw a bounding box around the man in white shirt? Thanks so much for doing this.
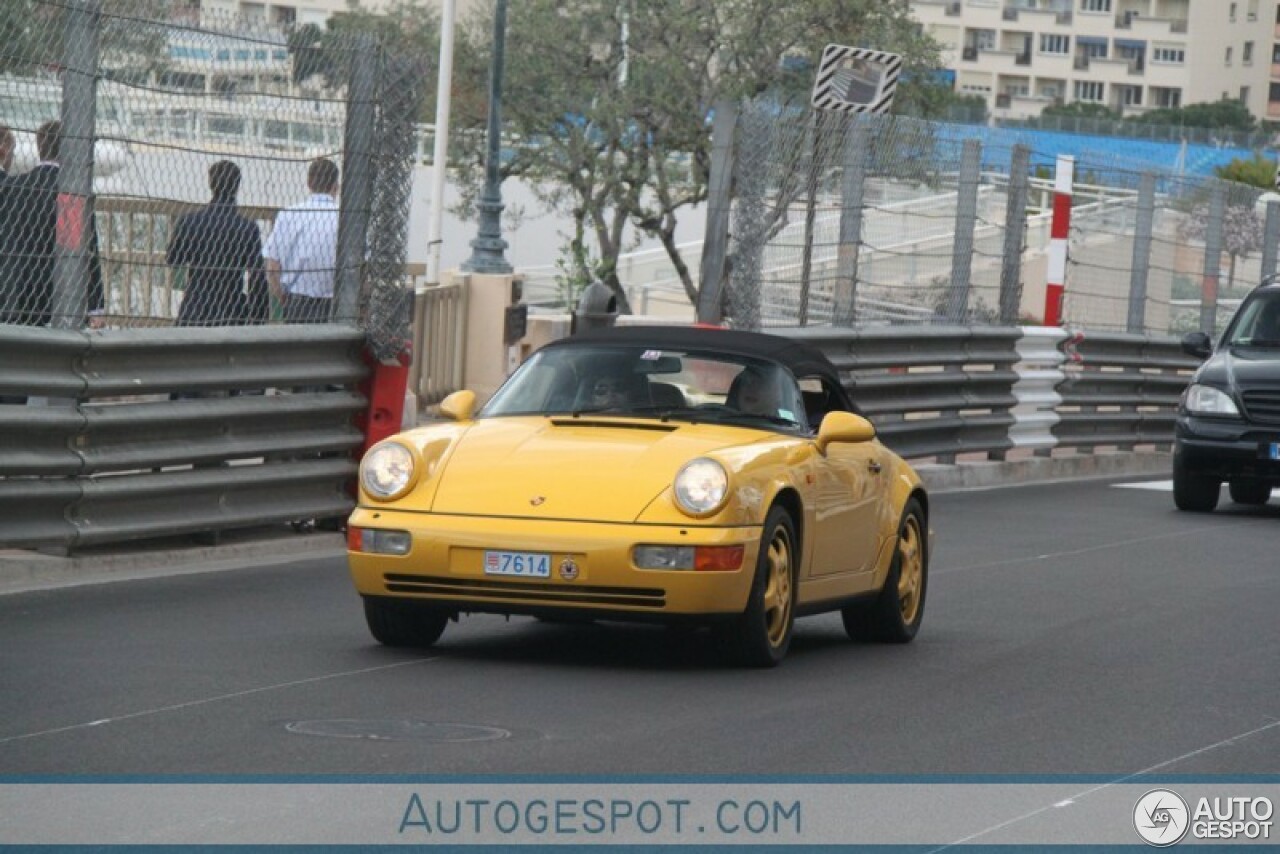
[263,157,339,323]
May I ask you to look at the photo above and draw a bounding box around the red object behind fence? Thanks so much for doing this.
[355,346,412,460]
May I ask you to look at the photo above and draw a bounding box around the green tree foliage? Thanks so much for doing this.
[1129,99,1256,131]
[1214,152,1277,190]
[287,3,446,118]
[451,0,940,310]
[0,0,171,77]
[1041,102,1118,119]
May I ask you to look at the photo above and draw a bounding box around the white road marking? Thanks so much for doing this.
[1111,479,1174,491]
[0,657,440,746]
[929,716,1280,852]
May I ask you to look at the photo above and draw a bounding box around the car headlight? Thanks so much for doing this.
[1184,384,1240,416]
[360,442,418,501]
[673,458,729,517]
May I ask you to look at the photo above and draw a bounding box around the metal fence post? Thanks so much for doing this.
[51,0,101,330]
[832,119,869,327]
[998,144,1030,326]
[1200,184,1226,334]
[696,99,738,326]
[947,139,982,324]
[797,112,826,326]
[1126,172,1156,333]
[334,33,380,325]
[1261,201,1280,284]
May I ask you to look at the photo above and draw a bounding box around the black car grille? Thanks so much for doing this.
[1241,389,1280,424]
[383,574,667,608]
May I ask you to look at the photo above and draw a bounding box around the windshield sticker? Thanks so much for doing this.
[778,409,796,421]
[640,350,663,361]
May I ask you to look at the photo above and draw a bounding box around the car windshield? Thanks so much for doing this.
[480,345,810,433]
[1227,294,1280,347]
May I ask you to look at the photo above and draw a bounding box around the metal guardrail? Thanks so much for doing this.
[1053,331,1198,450]
[0,321,1203,552]
[0,325,368,550]
[790,326,1022,461]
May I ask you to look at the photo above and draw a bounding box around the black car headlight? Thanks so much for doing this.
[1183,384,1240,417]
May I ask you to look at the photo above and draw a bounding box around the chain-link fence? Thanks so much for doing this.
[0,0,427,357]
[723,105,1274,337]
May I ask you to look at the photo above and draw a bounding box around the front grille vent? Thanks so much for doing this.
[1241,389,1280,424]
[384,574,667,608]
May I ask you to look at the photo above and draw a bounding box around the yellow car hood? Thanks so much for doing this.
[430,416,756,522]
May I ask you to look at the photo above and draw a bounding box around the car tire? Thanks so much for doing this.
[716,505,797,668]
[843,498,927,644]
[363,598,449,648]
[1173,455,1220,512]
[1229,480,1272,506]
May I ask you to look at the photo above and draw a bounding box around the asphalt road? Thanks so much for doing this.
[2,477,1277,776]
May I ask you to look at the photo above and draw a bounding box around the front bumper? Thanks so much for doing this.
[1175,414,1280,482]
[348,507,760,618]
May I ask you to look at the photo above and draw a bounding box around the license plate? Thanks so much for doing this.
[483,550,551,578]
[1271,443,1280,461]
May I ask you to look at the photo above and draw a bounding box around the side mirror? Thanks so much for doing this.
[1181,331,1212,360]
[816,411,876,453]
[439,389,477,422]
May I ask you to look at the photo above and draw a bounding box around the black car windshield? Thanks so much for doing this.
[480,345,810,434]
[1227,294,1280,347]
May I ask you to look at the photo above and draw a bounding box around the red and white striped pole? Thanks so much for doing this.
[1044,154,1074,327]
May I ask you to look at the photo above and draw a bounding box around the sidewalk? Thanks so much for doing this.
[0,450,1173,596]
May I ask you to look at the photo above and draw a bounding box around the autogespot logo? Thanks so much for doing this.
[1134,789,1190,847]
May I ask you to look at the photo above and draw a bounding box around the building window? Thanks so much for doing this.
[1230,2,1237,21]
[1081,40,1109,59]
[1225,46,1233,65]
[1152,87,1182,108]
[1269,81,1280,101]
[1081,0,1111,10]
[1075,80,1104,102]
[1120,85,1142,106]
[1152,46,1185,63]
[1244,41,1254,63]
[1040,34,1070,54]
[1240,86,1250,104]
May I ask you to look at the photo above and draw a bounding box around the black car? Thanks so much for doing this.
[1174,284,1280,511]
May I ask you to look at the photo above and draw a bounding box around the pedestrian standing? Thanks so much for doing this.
[262,157,339,324]
[167,160,269,326]
[0,120,104,328]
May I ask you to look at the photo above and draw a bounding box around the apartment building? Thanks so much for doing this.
[911,0,1280,121]
[177,0,484,28]
[155,0,482,95]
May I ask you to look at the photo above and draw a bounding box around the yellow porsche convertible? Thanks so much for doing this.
[348,326,930,667]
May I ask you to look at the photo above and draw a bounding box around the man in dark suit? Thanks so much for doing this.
[167,160,269,326]
[0,120,104,328]
[0,124,21,404]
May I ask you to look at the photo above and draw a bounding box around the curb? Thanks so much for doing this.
[0,528,346,596]
[918,450,1172,493]
[0,453,1175,596]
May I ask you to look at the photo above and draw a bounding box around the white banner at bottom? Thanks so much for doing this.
[2,781,1277,846]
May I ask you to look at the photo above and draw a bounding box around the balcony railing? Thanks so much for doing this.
[945,1,961,16]
[1016,52,1032,65]
[962,46,979,61]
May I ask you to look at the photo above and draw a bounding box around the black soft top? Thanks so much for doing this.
[544,325,843,388]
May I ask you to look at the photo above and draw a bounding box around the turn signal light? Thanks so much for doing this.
[694,545,744,572]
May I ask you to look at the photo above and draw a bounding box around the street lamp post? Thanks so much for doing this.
[461,0,513,274]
